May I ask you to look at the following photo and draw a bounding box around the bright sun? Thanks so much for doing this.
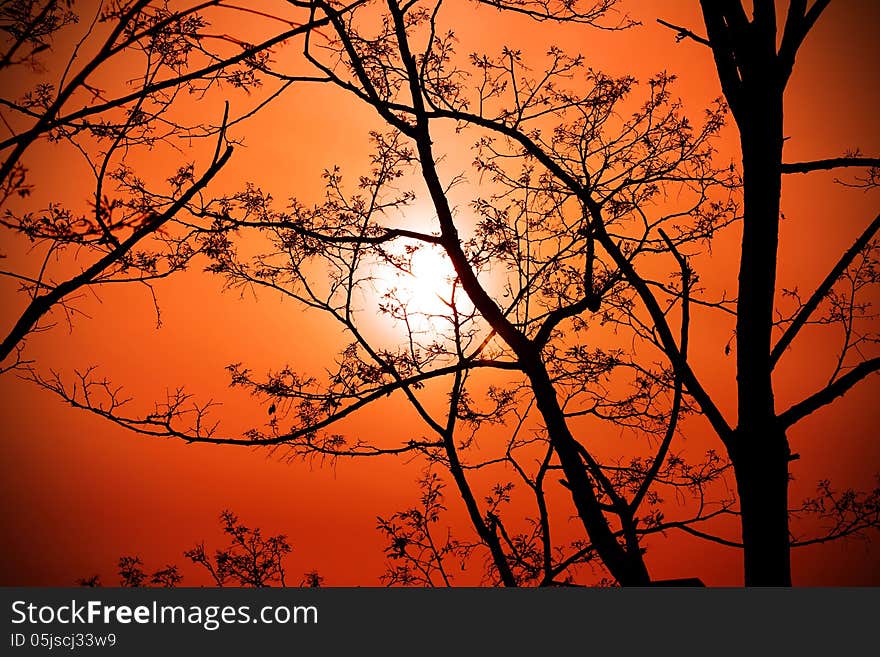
[374,245,474,335]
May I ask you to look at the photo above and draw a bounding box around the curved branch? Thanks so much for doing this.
[36,359,521,446]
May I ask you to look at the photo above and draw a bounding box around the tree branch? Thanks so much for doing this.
[426,106,733,442]
[781,157,880,174]
[771,213,880,368]
[778,357,880,428]
[779,0,831,83]
[0,145,235,366]
[656,18,710,47]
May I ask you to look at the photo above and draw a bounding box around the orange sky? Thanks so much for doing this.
[1,0,878,586]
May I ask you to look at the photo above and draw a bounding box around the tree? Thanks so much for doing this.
[645,1,880,585]
[78,509,321,587]
[419,0,880,586]
[40,0,742,587]
[23,0,880,586]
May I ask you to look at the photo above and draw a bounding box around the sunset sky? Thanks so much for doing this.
[1,0,878,587]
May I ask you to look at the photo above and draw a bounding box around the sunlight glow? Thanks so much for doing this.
[374,245,475,336]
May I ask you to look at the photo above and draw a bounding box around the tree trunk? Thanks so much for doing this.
[733,81,792,586]
[732,429,792,586]
[736,92,783,430]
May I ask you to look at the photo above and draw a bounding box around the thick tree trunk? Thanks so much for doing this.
[736,108,782,428]
[732,429,792,586]
[733,81,792,586]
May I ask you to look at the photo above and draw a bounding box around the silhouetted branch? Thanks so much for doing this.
[0,0,75,70]
[32,357,521,448]
[378,471,478,586]
[475,0,636,27]
[781,157,880,174]
[1,144,233,367]
[771,213,880,368]
[656,18,710,47]
[778,356,880,428]
[779,0,832,83]
[629,229,689,513]
[790,479,880,548]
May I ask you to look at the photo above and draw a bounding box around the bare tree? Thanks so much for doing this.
[28,0,879,587]
[643,1,880,585]
[79,509,319,587]
[40,0,738,586]
[377,470,480,587]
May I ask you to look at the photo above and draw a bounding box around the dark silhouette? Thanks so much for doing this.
[185,510,293,587]
[650,2,880,586]
[0,0,339,371]
[11,1,879,586]
[377,471,480,586]
[79,510,321,588]
[45,74,737,585]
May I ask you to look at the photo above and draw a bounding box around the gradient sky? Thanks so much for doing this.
[1,0,878,586]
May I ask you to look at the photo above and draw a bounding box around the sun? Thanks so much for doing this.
[373,244,474,335]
